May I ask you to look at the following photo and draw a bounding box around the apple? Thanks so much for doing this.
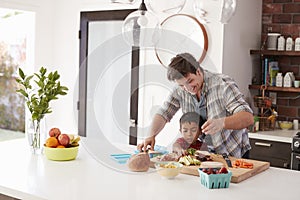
[58,134,70,146]
[49,128,61,138]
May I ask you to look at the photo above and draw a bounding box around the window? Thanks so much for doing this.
[0,8,35,142]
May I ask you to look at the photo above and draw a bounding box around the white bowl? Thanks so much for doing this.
[154,162,183,179]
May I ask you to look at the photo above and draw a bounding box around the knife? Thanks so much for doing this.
[199,133,206,142]
[222,153,232,167]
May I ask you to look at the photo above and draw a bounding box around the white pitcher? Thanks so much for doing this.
[284,72,295,87]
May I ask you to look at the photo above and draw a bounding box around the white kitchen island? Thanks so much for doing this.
[0,138,300,200]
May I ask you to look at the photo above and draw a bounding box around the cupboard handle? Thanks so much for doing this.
[130,119,136,127]
[296,156,300,160]
[254,142,272,147]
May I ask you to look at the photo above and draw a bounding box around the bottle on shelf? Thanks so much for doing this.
[283,72,294,87]
[295,37,300,51]
[276,73,283,87]
[277,36,285,51]
[286,36,293,51]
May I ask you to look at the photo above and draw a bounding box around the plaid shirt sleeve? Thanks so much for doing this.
[156,87,181,122]
[222,75,253,115]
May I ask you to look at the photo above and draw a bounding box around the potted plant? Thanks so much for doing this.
[16,67,68,154]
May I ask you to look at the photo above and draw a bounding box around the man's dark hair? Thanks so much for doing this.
[179,112,205,129]
[167,53,203,81]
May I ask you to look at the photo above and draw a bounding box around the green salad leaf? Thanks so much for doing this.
[187,148,196,156]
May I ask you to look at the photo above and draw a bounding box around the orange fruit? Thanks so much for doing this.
[45,137,59,148]
[56,145,65,148]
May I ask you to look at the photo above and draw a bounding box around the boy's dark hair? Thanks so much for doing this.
[179,112,205,129]
[167,53,203,81]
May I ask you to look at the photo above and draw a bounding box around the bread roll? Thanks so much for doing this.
[127,152,150,172]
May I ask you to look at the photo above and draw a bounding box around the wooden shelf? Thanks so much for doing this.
[249,50,300,93]
[249,84,300,93]
[250,49,300,56]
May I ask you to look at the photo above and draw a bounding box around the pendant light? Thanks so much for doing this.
[145,0,186,15]
[193,0,237,24]
[110,0,137,3]
[122,0,160,47]
[220,0,236,24]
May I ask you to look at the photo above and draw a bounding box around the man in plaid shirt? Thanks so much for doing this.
[138,53,254,158]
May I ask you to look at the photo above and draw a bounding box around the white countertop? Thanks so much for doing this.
[1,138,300,200]
[249,129,298,143]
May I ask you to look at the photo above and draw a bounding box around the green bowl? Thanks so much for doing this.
[44,146,79,161]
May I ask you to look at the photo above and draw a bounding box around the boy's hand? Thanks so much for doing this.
[173,147,186,157]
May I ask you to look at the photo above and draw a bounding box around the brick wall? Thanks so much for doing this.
[261,0,300,121]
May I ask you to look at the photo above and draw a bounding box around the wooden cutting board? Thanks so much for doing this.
[150,154,270,183]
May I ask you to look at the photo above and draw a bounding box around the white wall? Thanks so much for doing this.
[223,0,262,102]
[0,0,261,137]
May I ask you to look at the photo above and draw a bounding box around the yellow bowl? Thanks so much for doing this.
[154,162,183,179]
[279,121,293,130]
[44,146,79,161]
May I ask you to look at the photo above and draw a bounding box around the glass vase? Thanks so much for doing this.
[26,118,46,154]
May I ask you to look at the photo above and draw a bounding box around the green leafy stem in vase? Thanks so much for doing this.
[16,67,68,150]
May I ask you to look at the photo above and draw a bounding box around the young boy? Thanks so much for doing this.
[173,112,208,156]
